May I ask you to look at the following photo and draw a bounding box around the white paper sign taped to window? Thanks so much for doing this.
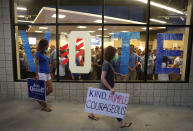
[85,87,130,119]
[69,31,91,73]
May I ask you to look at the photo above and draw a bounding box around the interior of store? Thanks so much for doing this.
[14,0,190,81]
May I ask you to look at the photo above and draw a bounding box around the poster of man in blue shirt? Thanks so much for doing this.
[27,78,46,102]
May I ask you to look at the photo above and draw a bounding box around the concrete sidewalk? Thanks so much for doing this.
[0,98,193,131]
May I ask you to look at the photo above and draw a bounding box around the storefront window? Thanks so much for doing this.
[11,0,193,82]
[14,0,56,24]
[14,25,57,80]
[104,0,147,24]
[59,0,102,23]
[58,26,102,81]
[104,26,147,82]
[148,27,190,81]
[150,0,190,25]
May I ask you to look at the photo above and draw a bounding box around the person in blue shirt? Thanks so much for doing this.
[127,45,139,80]
[35,39,53,112]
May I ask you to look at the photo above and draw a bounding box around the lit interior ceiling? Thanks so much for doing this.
[27,7,166,36]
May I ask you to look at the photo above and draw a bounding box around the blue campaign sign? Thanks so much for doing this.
[27,78,46,102]
[113,32,140,74]
[44,31,52,42]
[155,33,183,74]
[19,30,52,72]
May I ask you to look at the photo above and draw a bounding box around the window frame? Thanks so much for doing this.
[9,0,193,83]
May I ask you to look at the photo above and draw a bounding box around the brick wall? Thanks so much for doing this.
[0,0,193,106]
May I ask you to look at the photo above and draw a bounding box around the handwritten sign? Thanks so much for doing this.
[85,87,130,119]
[27,78,46,102]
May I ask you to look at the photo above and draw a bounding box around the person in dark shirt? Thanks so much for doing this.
[88,46,132,128]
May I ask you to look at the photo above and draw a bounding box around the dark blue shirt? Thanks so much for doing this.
[128,53,139,72]
[100,61,114,90]
[35,51,50,74]
[115,56,121,72]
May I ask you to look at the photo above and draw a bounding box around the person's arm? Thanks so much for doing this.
[35,58,39,80]
[133,62,138,70]
[50,51,57,76]
[101,71,115,93]
[51,59,57,71]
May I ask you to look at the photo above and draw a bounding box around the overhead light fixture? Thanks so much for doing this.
[89,31,96,33]
[17,7,27,11]
[28,37,36,45]
[109,33,114,35]
[98,28,107,30]
[135,0,184,15]
[96,35,102,37]
[121,31,128,32]
[94,19,107,23]
[150,19,167,24]
[142,27,153,30]
[39,27,48,30]
[77,26,87,29]
[17,15,25,18]
[35,31,43,33]
[52,14,66,18]
[17,20,33,23]
[104,36,109,38]
[159,27,166,29]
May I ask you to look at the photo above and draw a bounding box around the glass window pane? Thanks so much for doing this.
[104,26,147,82]
[148,27,190,81]
[15,25,56,80]
[14,0,56,24]
[150,0,191,25]
[58,26,102,81]
[104,0,147,24]
[59,0,102,23]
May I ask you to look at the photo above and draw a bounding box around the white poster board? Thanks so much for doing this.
[69,31,91,73]
[85,87,130,119]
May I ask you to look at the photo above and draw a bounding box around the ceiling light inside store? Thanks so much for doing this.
[17,7,27,11]
[159,27,166,29]
[104,36,109,38]
[29,37,36,45]
[52,14,66,18]
[142,27,153,30]
[98,28,107,30]
[150,19,167,24]
[39,27,48,30]
[121,31,128,32]
[18,15,25,18]
[96,35,102,37]
[35,31,43,33]
[17,20,33,23]
[89,31,96,33]
[109,33,114,35]
[94,20,107,23]
[77,26,87,29]
[135,0,184,14]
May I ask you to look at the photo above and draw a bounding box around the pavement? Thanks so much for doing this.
[0,98,193,131]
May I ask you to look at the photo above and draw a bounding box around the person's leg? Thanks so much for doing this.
[116,118,132,128]
[40,74,53,112]
[130,72,137,80]
[46,80,53,96]
[127,72,131,81]
[88,113,99,120]
[40,80,53,112]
